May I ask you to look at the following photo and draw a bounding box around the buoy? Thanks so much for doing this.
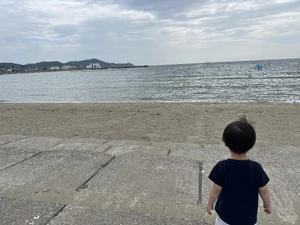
[256,64,263,70]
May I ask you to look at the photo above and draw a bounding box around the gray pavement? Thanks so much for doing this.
[50,138,107,152]
[0,196,65,225]
[48,205,204,225]
[104,140,169,156]
[0,135,26,146]
[0,136,63,151]
[0,149,40,171]
[0,135,299,225]
[76,153,202,219]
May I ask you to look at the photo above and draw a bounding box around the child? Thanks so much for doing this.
[206,116,271,225]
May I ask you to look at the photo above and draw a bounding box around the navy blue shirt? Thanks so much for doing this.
[209,159,269,225]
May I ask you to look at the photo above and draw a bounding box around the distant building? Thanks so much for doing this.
[86,63,101,69]
[50,66,60,70]
[62,65,76,70]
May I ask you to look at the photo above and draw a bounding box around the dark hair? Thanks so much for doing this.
[222,116,256,154]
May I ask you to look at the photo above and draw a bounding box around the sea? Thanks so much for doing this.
[0,59,300,103]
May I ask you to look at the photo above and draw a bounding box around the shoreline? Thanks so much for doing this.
[0,65,149,76]
[1,102,299,146]
[1,101,299,104]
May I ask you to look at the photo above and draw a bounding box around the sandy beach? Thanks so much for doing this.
[1,103,299,146]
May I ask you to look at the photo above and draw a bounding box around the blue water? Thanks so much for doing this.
[1,59,300,103]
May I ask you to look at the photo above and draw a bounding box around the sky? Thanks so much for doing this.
[0,0,300,65]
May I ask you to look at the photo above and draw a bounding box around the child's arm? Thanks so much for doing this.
[259,185,271,214]
[206,183,223,215]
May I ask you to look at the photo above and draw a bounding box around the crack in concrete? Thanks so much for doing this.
[166,149,171,156]
[45,205,67,224]
[0,141,9,147]
[102,145,112,153]
[0,152,43,173]
[76,155,116,191]
[0,136,27,147]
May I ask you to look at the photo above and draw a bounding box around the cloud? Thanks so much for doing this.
[241,11,300,38]
[22,0,155,25]
[110,0,197,15]
[0,0,299,64]
[1,0,155,42]
[139,0,300,52]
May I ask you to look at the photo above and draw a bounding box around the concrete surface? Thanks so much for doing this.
[50,138,107,152]
[0,136,63,151]
[76,153,202,218]
[48,205,205,225]
[0,149,40,171]
[104,140,169,156]
[0,150,115,205]
[0,196,65,225]
[0,135,26,146]
[0,135,299,225]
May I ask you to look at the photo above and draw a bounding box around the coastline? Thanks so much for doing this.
[0,65,149,76]
[1,102,299,146]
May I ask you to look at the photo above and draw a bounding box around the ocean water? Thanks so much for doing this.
[0,59,300,103]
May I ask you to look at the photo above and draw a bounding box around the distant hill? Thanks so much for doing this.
[0,58,134,71]
[0,63,23,70]
[65,59,134,68]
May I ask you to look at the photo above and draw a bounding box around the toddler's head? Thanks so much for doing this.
[223,116,256,154]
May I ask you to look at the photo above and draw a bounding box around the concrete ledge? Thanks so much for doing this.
[0,136,299,224]
[105,140,169,156]
[50,138,107,152]
[0,136,63,151]
[0,135,26,146]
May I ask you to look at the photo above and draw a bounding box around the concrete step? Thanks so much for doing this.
[0,135,299,224]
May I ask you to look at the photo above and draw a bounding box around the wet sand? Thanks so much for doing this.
[0,103,299,146]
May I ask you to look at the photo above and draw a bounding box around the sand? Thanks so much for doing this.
[0,103,299,147]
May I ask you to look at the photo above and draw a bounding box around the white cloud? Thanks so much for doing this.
[243,11,300,38]
[178,0,300,40]
[20,0,155,27]
[274,0,298,3]
[184,0,299,17]
[0,0,299,64]
[0,0,156,49]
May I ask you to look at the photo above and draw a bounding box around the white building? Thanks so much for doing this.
[62,65,76,70]
[50,66,60,70]
[86,63,101,69]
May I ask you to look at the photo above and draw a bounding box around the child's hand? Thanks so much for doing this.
[264,204,272,214]
[259,185,271,215]
[206,204,213,215]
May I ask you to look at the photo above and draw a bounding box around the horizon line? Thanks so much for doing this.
[1,57,299,67]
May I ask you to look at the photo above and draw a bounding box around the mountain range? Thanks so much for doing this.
[0,59,134,71]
